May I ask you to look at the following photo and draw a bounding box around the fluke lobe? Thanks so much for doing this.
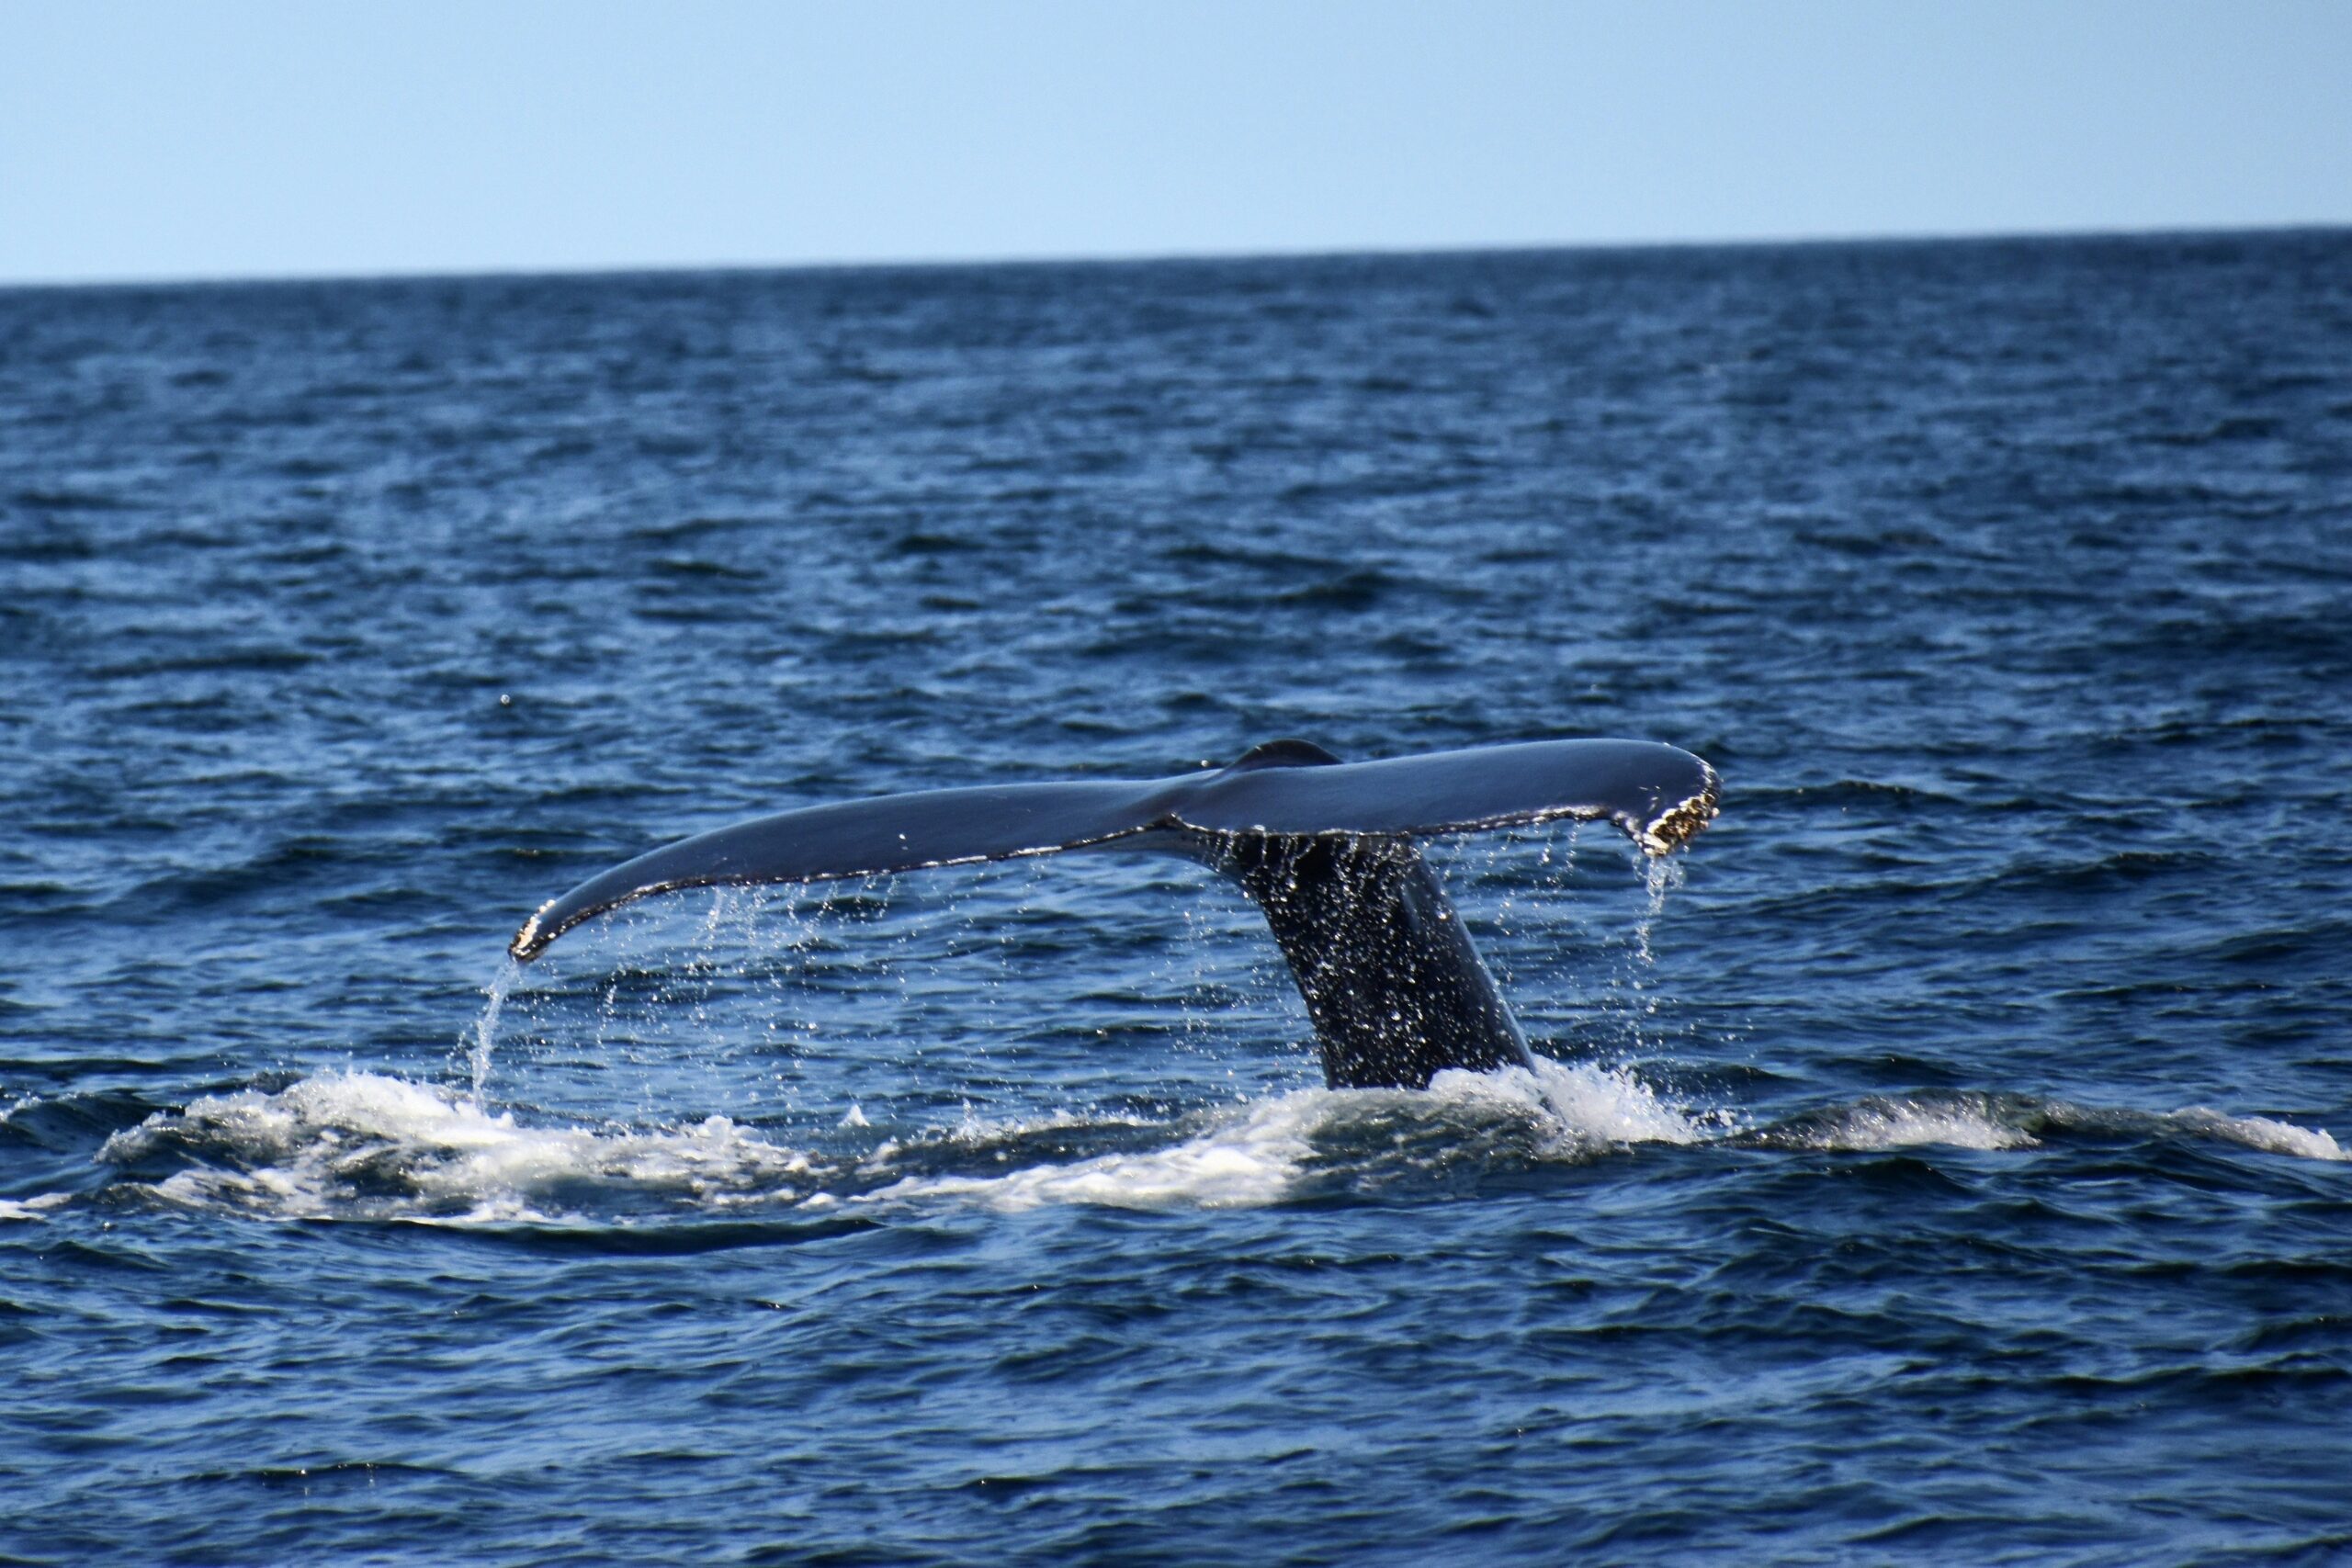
[509,739,1720,1089]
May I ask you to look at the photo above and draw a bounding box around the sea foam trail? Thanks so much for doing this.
[84,1070,2347,1227]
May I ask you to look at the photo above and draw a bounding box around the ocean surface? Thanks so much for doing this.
[4,231,2349,1563]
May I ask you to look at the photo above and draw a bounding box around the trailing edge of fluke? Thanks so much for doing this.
[508,738,1719,1089]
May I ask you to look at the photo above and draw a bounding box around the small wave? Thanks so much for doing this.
[2166,1108,2348,1163]
[2146,415,2285,446]
[10,485,130,513]
[1272,568,1399,610]
[0,1191,72,1223]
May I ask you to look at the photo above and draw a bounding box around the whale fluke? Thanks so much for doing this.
[508,738,1718,1089]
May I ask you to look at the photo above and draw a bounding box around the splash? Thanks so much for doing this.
[90,1052,1720,1224]
[101,1071,820,1223]
[870,1056,1714,1213]
[1432,1055,1712,1149]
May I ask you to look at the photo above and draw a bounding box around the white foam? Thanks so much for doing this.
[103,1071,817,1221]
[1802,1097,2038,1152]
[0,1191,71,1223]
[866,1092,1318,1212]
[2172,1107,2350,1163]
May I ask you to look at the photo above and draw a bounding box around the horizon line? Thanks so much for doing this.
[5,218,2346,296]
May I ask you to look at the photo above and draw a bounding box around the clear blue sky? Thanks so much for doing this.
[3,1,2346,285]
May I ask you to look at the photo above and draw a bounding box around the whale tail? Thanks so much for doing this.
[508,739,1718,1089]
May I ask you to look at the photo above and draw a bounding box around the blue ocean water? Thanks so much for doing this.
[3,232,2349,1563]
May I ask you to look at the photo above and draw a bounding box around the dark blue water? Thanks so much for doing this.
[5,232,2350,1563]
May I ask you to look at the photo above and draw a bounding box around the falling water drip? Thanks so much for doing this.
[468,958,523,1106]
[1633,852,1684,968]
[1593,850,1683,1055]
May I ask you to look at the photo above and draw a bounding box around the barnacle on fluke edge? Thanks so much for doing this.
[1638,764,1722,856]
